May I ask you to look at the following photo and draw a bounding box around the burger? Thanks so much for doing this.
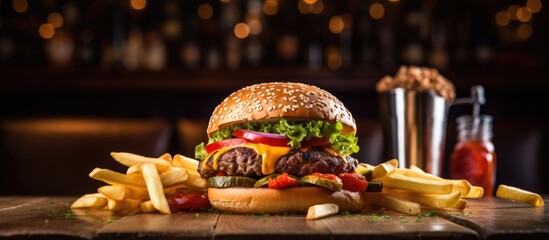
[195,82,370,214]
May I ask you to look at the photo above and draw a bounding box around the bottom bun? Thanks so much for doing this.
[208,187,366,214]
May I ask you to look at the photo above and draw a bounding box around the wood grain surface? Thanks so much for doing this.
[438,196,549,240]
[0,196,547,240]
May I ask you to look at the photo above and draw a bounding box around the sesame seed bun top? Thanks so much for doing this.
[207,82,357,136]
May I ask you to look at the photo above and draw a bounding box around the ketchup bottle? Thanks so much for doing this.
[450,115,496,197]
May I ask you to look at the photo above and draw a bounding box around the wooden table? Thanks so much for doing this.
[0,196,547,240]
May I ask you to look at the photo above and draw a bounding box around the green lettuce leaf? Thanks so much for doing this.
[194,119,359,160]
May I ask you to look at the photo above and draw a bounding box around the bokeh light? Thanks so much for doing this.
[12,0,28,13]
[47,12,64,28]
[198,4,213,20]
[329,16,344,34]
[263,0,278,16]
[516,7,532,22]
[326,47,342,70]
[507,5,519,20]
[234,23,250,39]
[369,3,385,20]
[130,0,147,10]
[517,23,533,40]
[248,20,262,35]
[495,11,510,26]
[526,0,542,13]
[39,23,55,39]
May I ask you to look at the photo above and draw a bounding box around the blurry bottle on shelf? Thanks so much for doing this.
[45,32,75,68]
[401,7,424,66]
[162,0,183,68]
[303,2,323,69]
[245,0,263,67]
[378,24,396,70]
[123,28,143,70]
[428,24,449,69]
[111,2,126,69]
[357,10,377,68]
[206,43,221,70]
[276,1,299,66]
[143,31,167,71]
[180,41,201,69]
[339,13,353,70]
[222,0,241,69]
[180,1,201,69]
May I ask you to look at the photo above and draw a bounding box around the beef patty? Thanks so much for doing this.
[198,147,358,179]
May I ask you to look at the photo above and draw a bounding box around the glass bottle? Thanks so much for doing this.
[450,115,496,197]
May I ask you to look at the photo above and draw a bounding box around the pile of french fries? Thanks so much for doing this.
[71,152,207,215]
[358,159,483,215]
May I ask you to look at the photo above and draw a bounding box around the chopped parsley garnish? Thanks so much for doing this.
[371,213,391,222]
[416,210,437,222]
[64,210,75,219]
[340,211,351,216]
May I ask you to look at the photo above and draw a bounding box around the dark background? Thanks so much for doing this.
[0,0,547,194]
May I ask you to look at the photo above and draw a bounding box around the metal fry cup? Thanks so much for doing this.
[379,89,450,176]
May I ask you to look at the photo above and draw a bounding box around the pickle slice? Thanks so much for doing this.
[361,169,374,182]
[208,176,257,188]
[254,174,280,188]
[300,175,343,191]
[366,181,383,192]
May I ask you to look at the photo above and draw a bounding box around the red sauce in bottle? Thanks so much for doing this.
[450,116,496,197]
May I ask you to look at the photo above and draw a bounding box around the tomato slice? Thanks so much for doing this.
[205,138,251,154]
[167,193,211,212]
[268,173,300,189]
[311,173,342,183]
[232,129,290,147]
[302,137,331,148]
[338,173,369,192]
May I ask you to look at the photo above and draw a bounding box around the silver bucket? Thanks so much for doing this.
[379,88,450,176]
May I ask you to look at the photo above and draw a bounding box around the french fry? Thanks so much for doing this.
[464,186,484,198]
[98,185,149,201]
[71,194,108,209]
[184,171,208,189]
[409,165,425,173]
[140,200,157,213]
[395,169,472,196]
[142,163,171,214]
[159,153,172,162]
[365,192,421,215]
[110,152,171,172]
[306,203,339,220]
[90,168,186,189]
[496,185,544,207]
[107,199,142,212]
[383,189,462,209]
[381,173,453,194]
[160,167,189,188]
[386,159,399,168]
[450,199,468,210]
[172,154,199,174]
[356,163,375,175]
[89,168,146,187]
[372,161,397,180]
[126,165,141,175]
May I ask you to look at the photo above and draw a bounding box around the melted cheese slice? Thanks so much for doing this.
[202,144,347,174]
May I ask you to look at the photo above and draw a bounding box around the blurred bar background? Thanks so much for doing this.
[0,0,547,195]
